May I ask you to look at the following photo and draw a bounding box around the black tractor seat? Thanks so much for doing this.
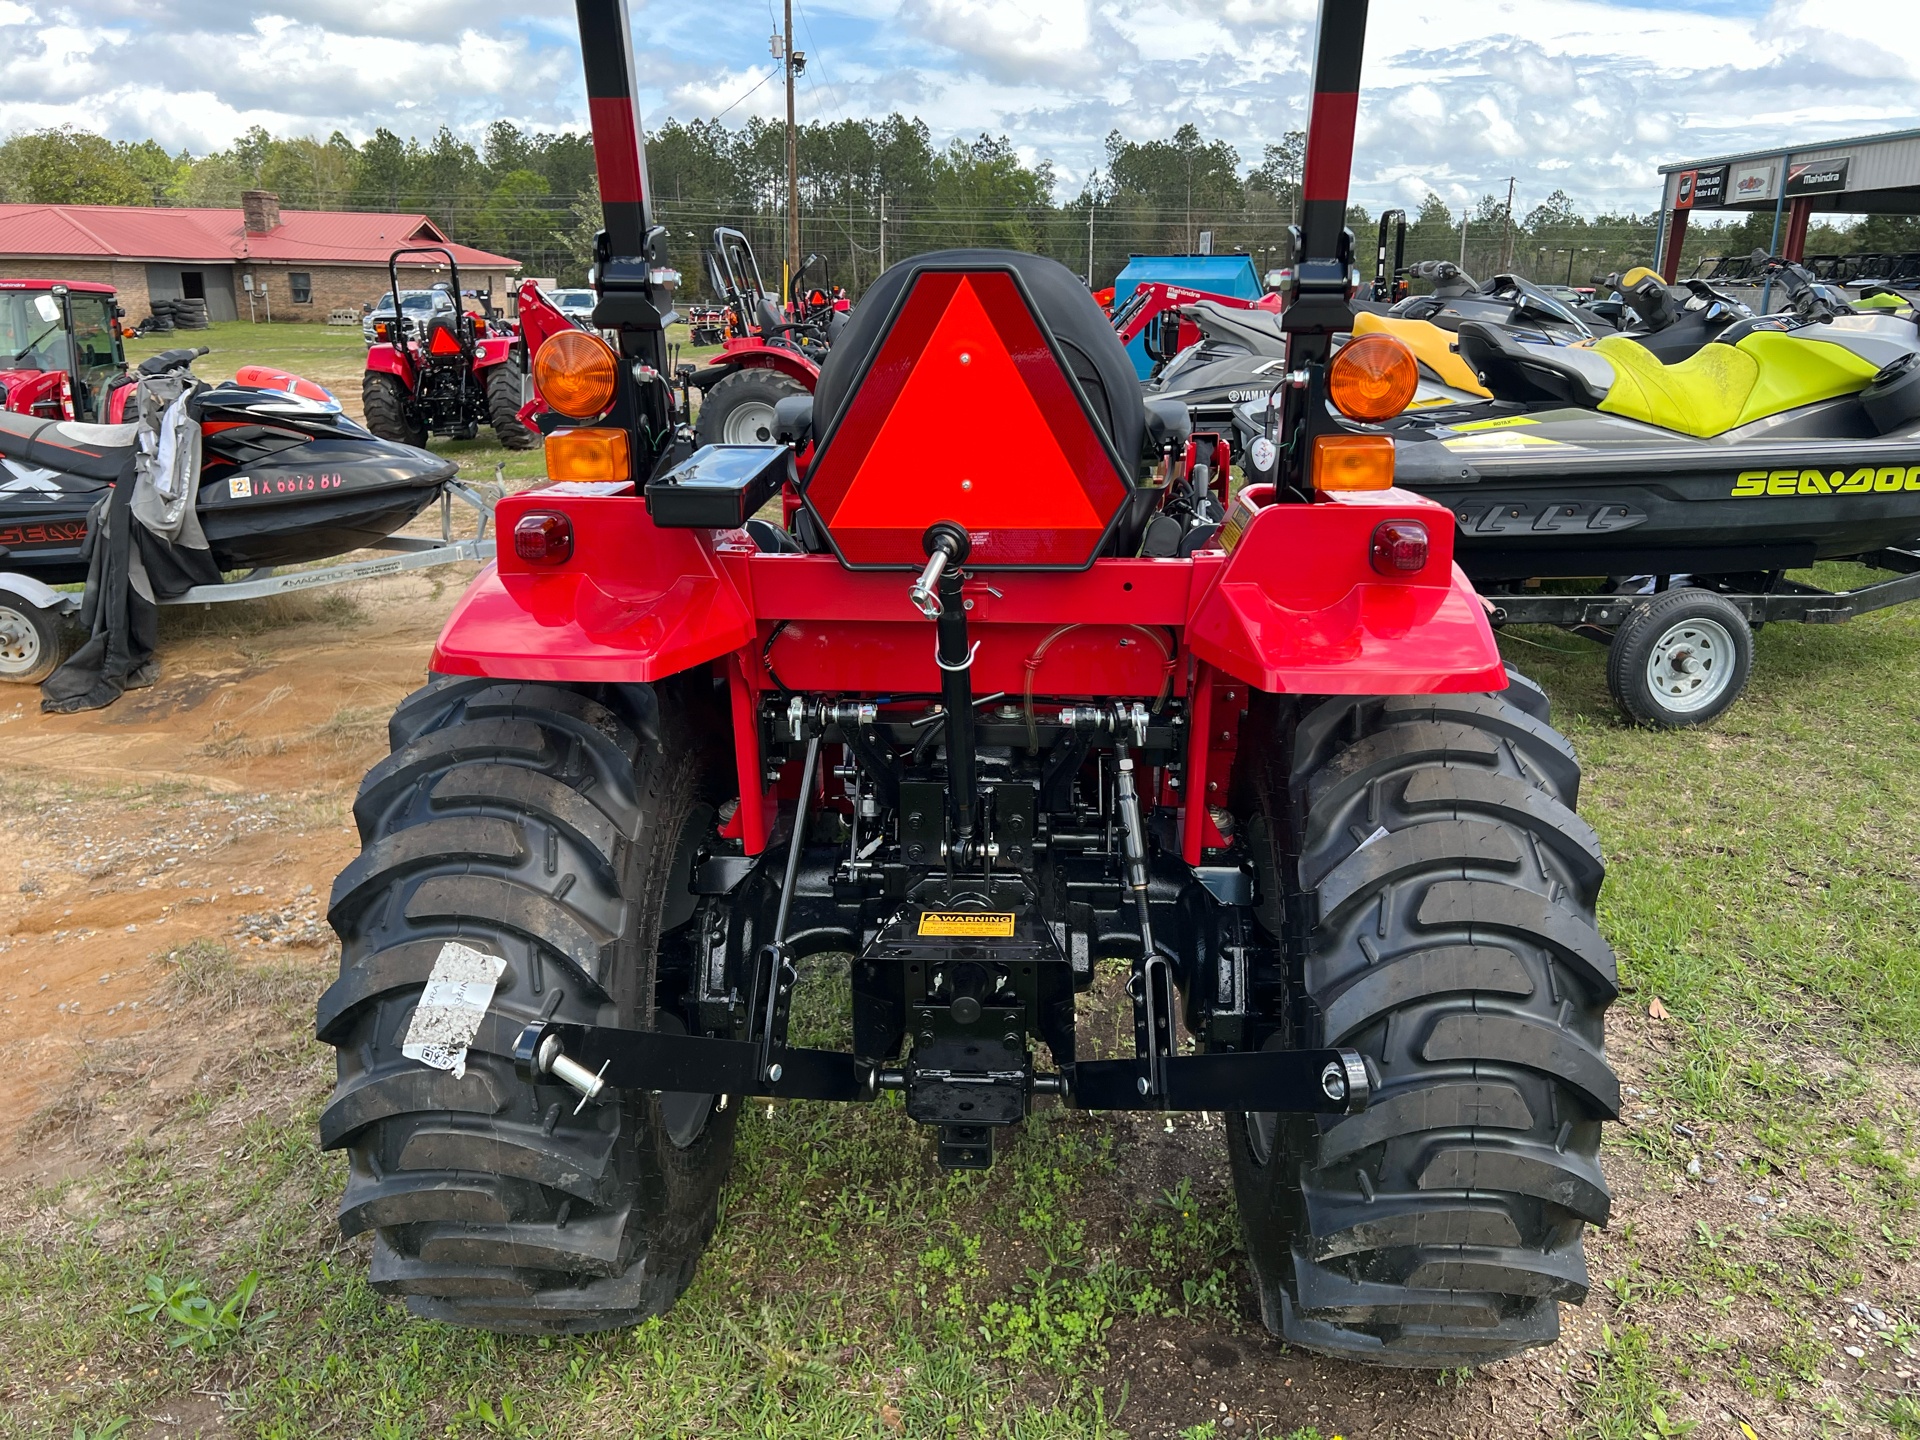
[0,410,138,480]
[1454,320,1614,407]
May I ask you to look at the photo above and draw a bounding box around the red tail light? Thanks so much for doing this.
[514,511,574,564]
[1370,520,1429,575]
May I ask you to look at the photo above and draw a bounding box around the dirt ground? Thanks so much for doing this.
[0,563,463,1153]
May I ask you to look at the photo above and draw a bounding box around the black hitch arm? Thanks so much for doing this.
[513,1019,1369,1115]
[514,1020,863,1102]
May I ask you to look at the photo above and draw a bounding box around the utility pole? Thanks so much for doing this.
[1087,206,1095,287]
[1459,208,1469,267]
[772,3,804,299]
[879,192,886,273]
[1499,175,1516,272]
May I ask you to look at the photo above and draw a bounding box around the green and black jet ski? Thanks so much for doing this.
[1239,255,1920,581]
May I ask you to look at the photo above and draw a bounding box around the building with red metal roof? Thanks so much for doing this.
[0,191,521,324]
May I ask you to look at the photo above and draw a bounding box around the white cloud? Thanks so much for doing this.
[0,0,1914,219]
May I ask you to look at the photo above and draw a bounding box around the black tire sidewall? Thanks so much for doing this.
[362,371,427,447]
[1607,588,1753,727]
[484,362,535,450]
[0,599,65,685]
[694,367,809,447]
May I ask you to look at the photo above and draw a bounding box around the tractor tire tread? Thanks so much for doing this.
[1230,682,1617,1367]
[318,677,737,1334]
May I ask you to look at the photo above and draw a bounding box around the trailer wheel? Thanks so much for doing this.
[362,372,428,448]
[1606,587,1751,728]
[317,675,737,1334]
[695,367,808,446]
[1228,683,1617,1368]
[0,598,65,685]
[486,362,536,451]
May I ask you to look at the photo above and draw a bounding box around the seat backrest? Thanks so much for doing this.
[1456,320,1614,407]
[803,250,1151,569]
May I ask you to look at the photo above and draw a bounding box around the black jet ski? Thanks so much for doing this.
[1359,259,1600,338]
[0,348,456,584]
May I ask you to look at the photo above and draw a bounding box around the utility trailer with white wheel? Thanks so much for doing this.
[0,482,495,686]
[1481,546,1920,726]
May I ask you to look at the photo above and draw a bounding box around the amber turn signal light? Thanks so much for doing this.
[1370,519,1430,575]
[1327,332,1419,421]
[513,510,574,565]
[534,330,619,418]
[1312,433,1395,492]
[544,426,630,483]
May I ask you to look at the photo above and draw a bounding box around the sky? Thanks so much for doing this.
[3,0,1916,218]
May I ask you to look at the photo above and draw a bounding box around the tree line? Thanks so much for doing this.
[3,119,1914,296]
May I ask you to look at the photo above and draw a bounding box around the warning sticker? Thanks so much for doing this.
[917,911,1016,938]
[401,941,506,1078]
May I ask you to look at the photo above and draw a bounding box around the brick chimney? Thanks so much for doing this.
[241,190,281,235]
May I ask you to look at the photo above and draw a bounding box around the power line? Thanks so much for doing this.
[714,68,781,121]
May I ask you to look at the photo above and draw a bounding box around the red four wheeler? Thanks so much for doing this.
[317,0,1617,1368]
[687,227,842,446]
[362,247,533,451]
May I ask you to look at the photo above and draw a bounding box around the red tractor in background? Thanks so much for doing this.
[686,227,845,445]
[0,280,131,424]
[316,0,1617,1371]
[362,246,533,451]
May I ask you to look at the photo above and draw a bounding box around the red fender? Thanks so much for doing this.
[700,338,820,391]
[363,341,415,386]
[1185,487,1505,695]
[472,335,516,368]
[431,483,755,684]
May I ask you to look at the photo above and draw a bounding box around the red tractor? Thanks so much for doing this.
[686,227,843,445]
[0,280,131,424]
[361,247,533,450]
[317,0,1616,1368]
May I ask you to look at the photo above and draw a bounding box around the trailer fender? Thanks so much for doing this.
[0,572,79,615]
[1186,490,1506,694]
[430,487,754,683]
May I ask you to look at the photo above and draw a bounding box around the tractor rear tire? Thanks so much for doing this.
[317,676,738,1333]
[1227,680,1618,1368]
[486,362,536,451]
[363,372,428,448]
[694,367,808,447]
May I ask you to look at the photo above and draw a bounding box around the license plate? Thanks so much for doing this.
[917,911,1016,938]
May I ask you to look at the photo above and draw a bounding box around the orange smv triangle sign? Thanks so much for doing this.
[825,274,1110,560]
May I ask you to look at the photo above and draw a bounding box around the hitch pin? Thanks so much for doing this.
[533,1031,609,1114]
[909,548,949,618]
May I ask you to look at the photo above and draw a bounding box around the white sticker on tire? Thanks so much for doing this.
[402,941,507,1079]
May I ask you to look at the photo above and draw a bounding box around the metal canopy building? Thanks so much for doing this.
[1652,125,1920,282]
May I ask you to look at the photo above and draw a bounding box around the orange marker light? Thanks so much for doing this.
[535,330,619,419]
[1312,433,1395,491]
[1328,333,1418,421]
[544,426,630,482]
